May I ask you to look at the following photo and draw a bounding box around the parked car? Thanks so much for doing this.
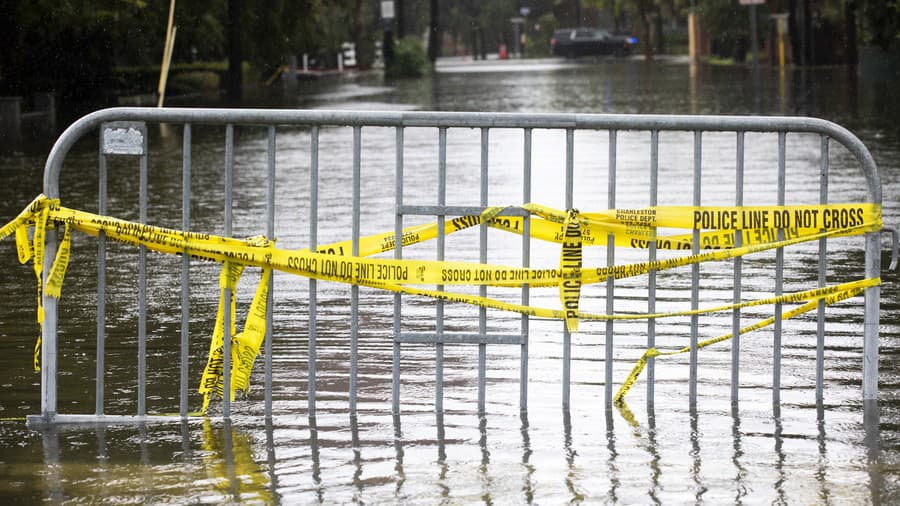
[551,28,637,58]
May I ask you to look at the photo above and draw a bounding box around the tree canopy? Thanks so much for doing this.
[0,0,894,103]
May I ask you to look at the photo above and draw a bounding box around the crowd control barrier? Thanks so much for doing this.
[1,108,894,426]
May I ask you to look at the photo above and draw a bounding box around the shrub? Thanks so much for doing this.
[386,37,429,78]
[168,71,222,95]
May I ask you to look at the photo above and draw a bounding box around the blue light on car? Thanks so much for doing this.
[628,37,638,44]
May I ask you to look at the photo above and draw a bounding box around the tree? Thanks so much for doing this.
[863,0,900,50]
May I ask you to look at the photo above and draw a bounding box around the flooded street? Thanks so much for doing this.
[1,58,899,503]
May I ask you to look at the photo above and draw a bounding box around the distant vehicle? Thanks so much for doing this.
[551,28,637,58]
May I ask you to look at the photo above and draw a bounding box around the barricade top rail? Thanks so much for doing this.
[44,107,880,202]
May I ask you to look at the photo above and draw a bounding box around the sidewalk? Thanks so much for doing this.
[434,54,691,73]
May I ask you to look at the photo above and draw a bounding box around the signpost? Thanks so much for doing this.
[381,1,395,68]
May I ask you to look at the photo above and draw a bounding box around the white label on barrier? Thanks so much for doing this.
[102,126,146,156]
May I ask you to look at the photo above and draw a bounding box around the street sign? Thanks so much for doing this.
[381,1,394,20]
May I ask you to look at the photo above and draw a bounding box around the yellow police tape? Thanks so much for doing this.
[612,283,868,406]
[0,194,883,414]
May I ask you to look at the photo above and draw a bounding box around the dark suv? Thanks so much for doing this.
[551,28,636,58]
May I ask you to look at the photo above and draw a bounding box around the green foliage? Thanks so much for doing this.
[386,37,430,78]
[3,0,891,100]
[526,13,560,57]
[168,71,221,95]
[696,0,750,61]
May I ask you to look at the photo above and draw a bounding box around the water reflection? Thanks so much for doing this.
[815,403,829,504]
[478,415,493,502]
[647,407,662,504]
[309,416,324,502]
[605,409,620,503]
[773,404,786,503]
[689,406,707,502]
[519,412,535,503]
[264,417,280,503]
[201,419,273,503]
[731,405,748,504]
[40,428,63,503]
[864,401,884,502]
[27,400,892,504]
[563,409,586,502]
[435,413,449,499]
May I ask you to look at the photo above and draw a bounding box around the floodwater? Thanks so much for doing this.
[1,57,899,504]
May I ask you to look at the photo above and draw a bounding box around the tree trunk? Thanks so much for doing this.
[226,0,243,103]
[845,0,858,65]
[479,28,487,60]
[428,0,440,62]
[655,10,664,55]
[643,15,654,60]
[397,0,405,39]
[0,0,19,91]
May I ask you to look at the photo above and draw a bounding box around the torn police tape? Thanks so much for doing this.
[0,194,882,413]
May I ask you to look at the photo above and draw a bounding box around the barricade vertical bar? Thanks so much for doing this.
[647,130,659,407]
[138,147,148,417]
[96,149,107,416]
[605,129,616,409]
[816,136,829,402]
[392,126,403,415]
[309,126,319,417]
[774,132,786,404]
[350,126,361,415]
[478,127,488,413]
[521,128,532,411]
[41,230,58,420]
[223,124,234,419]
[563,128,574,409]
[180,124,191,418]
[689,130,701,405]
[436,127,446,414]
[863,232,881,400]
[732,131,745,404]
[265,125,276,417]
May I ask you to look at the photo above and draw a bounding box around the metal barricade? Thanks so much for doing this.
[26,108,884,426]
